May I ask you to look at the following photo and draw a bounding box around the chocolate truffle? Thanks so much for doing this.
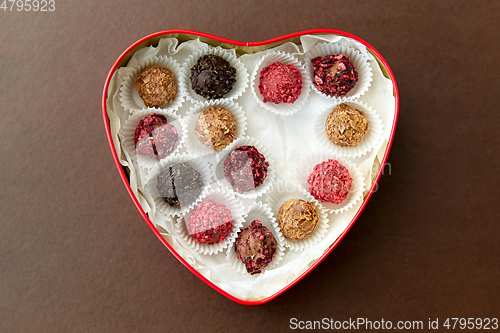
[187,200,232,245]
[234,220,277,275]
[325,103,369,147]
[223,145,269,194]
[311,54,358,97]
[278,199,319,241]
[307,159,353,204]
[190,54,236,99]
[258,61,302,104]
[156,162,204,207]
[194,107,237,150]
[134,65,177,107]
[134,113,179,159]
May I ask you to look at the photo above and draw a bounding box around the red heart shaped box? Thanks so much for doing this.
[102,29,399,305]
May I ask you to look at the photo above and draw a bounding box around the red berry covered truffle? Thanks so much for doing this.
[223,145,269,194]
[234,220,277,275]
[259,61,302,104]
[307,159,353,204]
[133,113,179,159]
[187,200,232,245]
[311,54,358,97]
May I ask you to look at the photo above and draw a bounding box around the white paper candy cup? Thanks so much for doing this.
[226,202,285,275]
[213,136,275,199]
[182,99,247,157]
[251,51,311,116]
[296,152,365,214]
[121,108,184,169]
[305,42,372,102]
[175,187,244,255]
[143,153,214,217]
[265,180,328,252]
[180,46,249,104]
[314,100,384,158]
[119,56,184,112]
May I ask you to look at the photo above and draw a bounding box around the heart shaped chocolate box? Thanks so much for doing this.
[102,29,399,305]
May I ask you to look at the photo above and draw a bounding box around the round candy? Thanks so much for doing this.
[325,103,369,147]
[190,54,236,99]
[311,54,358,97]
[307,159,353,204]
[134,65,177,107]
[134,113,179,159]
[187,200,232,245]
[223,145,269,194]
[278,199,319,241]
[259,61,302,104]
[194,107,237,150]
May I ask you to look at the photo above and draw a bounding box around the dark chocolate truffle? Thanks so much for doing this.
[311,54,358,97]
[134,113,179,159]
[278,199,319,241]
[223,145,269,193]
[156,162,204,207]
[134,65,177,107]
[187,200,232,245]
[194,107,237,150]
[325,103,369,147]
[307,159,353,204]
[190,54,236,99]
[234,220,277,275]
[258,61,302,104]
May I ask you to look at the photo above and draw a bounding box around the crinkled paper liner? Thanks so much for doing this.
[314,100,384,158]
[213,136,276,199]
[119,56,184,113]
[296,152,365,214]
[182,99,247,157]
[250,51,311,116]
[121,108,184,169]
[226,202,285,275]
[305,42,373,102]
[265,179,328,252]
[143,153,214,217]
[175,187,244,255]
[179,46,249,104]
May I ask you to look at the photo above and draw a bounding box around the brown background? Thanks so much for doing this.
[1,1,499,332]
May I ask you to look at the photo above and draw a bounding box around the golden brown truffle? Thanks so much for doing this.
[325,103,369,147]
[134,65,177,107]
[194,107,237,150]
[278,199,319,241]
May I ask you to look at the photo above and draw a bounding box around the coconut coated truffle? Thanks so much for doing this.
[134,65,177,107]
[278,199,319,241]
[325,103,369,147]
[194,107,237,150]
[234,220,277,275]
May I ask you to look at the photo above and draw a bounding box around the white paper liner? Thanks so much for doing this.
[314,100,384,158]
[121,108,184,169]
[180,46,249,104]
[119,56,184,112]
[143,153,214,217]
[175,187,244,255]
[296,152,365,214]
[250,51,311,116]
[182,99,247,157]
[226,202,285,275]
[305,42,373,102]
[213,136,276,199]
[265,180,328,252]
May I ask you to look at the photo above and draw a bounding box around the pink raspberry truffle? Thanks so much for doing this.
[133,113,179,159]
[259,61,302,104]
[311,54,358,97]
[187,200,232,245]
[223,145,269,194]
[307,159,353,204]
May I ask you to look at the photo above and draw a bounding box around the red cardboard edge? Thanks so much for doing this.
[102,29,399,305]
